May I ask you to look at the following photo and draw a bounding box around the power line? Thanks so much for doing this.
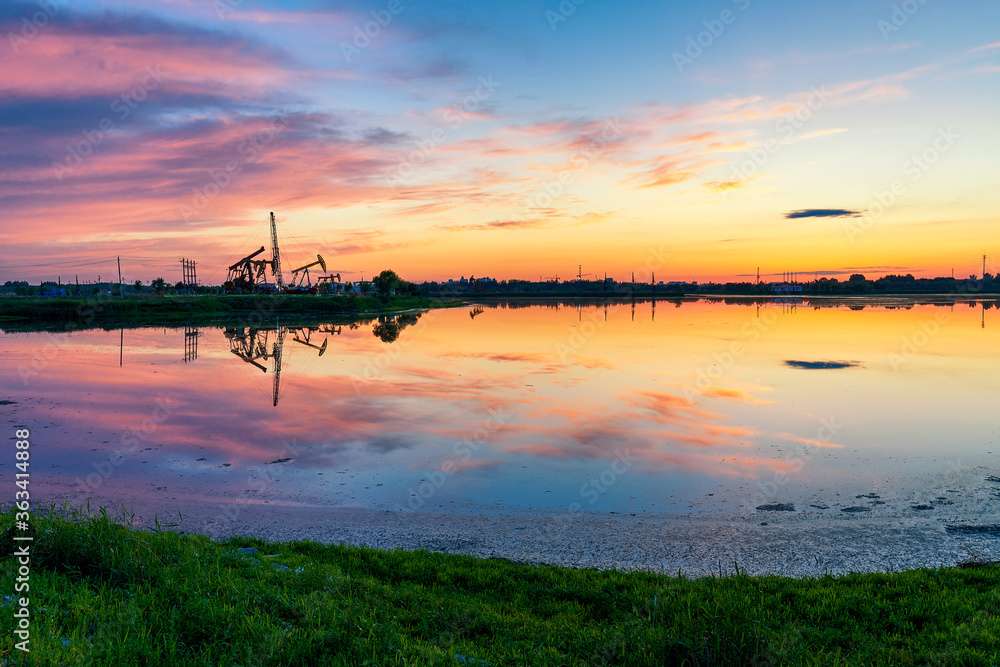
[1,258,119,270]
[203,218,269,284]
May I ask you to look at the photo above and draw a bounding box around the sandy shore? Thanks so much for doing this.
[34,490,1000,578]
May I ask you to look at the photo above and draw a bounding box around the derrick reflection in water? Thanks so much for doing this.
[222,313,423,404]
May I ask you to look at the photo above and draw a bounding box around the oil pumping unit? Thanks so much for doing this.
[224,246,270,294]
[288,255,326,293]
[223,211,341,294]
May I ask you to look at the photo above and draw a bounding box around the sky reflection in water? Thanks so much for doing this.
[2,299,998,516]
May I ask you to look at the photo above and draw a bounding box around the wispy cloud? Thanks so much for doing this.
[785,209,861,219]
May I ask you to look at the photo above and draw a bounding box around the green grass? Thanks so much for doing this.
[0,294,438,330]
[2,506,999,666]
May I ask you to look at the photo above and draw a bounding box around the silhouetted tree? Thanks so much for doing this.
[373,270,400,298]
[372,321,401,343]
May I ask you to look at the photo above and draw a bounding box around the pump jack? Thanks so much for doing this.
[224,246,270,294]
[223,212,287,293]
[288,255,327,293]
[291,327,329,355]
[315,273,342,294]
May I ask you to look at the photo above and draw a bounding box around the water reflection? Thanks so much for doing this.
[2,298,998,517]
[224,326,285,405]
[216,315,423,404]
[183,327,201,363]
[221,324,349,405]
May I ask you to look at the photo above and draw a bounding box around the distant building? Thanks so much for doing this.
[771,283,803,293]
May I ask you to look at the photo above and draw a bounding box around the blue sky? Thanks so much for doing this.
[1,0,997,282]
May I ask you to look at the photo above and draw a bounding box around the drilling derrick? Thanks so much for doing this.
[272,327,285,407]
[269,212,285,290]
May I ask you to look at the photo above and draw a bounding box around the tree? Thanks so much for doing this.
[134,280,143,293]
[848,274,866,283]
[372,321,401,343]
[151,277,166,294]
[372,270,400,298]
[175,281,185,292]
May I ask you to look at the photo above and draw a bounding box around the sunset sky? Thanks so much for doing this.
[1,0,997,284]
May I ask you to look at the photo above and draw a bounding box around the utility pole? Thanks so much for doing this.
[984,254,988,281]
[117,257,123,300]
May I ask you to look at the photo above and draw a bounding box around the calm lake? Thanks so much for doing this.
[3,298,999,525]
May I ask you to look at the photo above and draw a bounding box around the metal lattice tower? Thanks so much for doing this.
[272,327,285,407]
[270,212,285,289]
[179,258,198,294]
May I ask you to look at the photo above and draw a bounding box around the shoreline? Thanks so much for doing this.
[0,293,454,331]
[25,493,1000,578]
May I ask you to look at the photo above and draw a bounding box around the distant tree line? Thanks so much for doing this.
[5,271,995,298]
[692,273,996,296]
